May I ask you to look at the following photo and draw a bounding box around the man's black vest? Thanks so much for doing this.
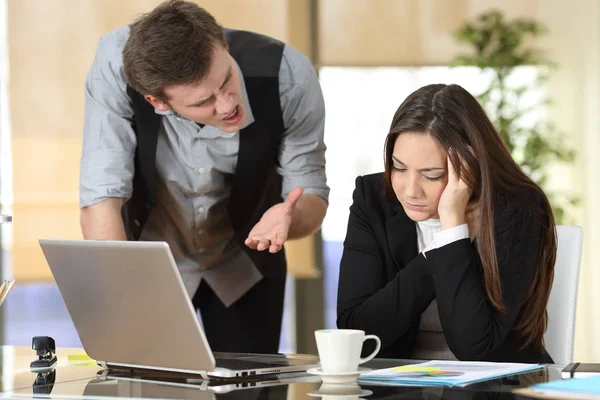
[123,29,287,275]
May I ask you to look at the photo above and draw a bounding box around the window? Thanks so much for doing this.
[320,65,541,241]
[0,0,11,251]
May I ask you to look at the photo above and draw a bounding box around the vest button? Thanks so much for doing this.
[134,219,141,227]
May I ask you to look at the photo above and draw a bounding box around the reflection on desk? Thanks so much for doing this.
[83,377,291,400]
[0,346,102,393]
[32,369,56,395]
[0,346,567,400]
[90,368,318,395]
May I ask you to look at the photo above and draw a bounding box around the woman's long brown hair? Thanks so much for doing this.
[382,84,556,352]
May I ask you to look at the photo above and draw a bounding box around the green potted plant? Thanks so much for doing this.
[452,10,577,223]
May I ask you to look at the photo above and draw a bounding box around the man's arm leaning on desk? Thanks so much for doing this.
[80,30,137,242]
[80,198,127,240]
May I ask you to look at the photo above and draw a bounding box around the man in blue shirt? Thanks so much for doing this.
[79,0,329,353]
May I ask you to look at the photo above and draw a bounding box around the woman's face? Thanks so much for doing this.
[391,133,448,221]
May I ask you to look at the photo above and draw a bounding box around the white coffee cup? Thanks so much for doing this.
[315,329,381,373]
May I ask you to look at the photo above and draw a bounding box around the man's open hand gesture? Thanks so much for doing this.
[245,187,304,253]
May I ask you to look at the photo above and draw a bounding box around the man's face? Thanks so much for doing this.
[145,45,247,132]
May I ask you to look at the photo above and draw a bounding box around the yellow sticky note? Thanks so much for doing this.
[67,352,96,365]
[68,352,93,361]
[392,366,441,372]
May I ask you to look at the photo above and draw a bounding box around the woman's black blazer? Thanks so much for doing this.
[337,173,553,363]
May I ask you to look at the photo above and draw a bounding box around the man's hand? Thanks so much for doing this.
[245,187,304,253]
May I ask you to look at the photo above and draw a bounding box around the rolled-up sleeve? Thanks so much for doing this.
[80,27,137,208]
[277,45,329,204]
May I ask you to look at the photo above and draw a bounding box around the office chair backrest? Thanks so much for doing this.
[544,225,583,364]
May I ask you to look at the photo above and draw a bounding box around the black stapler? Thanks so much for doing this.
[30,336,58,372]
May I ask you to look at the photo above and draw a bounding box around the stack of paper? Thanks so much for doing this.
[513,376,600,399]
[359,360,543,387]
[0,279,15,306]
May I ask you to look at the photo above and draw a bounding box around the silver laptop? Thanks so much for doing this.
[38,239,319,379]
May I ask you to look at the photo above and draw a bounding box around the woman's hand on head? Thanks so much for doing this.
[438,154,472,230]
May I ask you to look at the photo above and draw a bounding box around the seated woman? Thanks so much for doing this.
[337,83,556,363]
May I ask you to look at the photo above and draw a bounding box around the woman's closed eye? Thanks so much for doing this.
[393,165,443,181]
[424,175,443,182]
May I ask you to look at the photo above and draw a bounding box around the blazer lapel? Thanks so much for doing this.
[385,202,418,269]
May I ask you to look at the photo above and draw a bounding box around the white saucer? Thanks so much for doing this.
[307,367,372,384]
[308,382,373,398]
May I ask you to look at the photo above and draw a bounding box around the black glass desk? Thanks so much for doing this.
[0,346,565,399]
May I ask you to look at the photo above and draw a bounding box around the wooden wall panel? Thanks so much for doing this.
[7,0,312,280]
